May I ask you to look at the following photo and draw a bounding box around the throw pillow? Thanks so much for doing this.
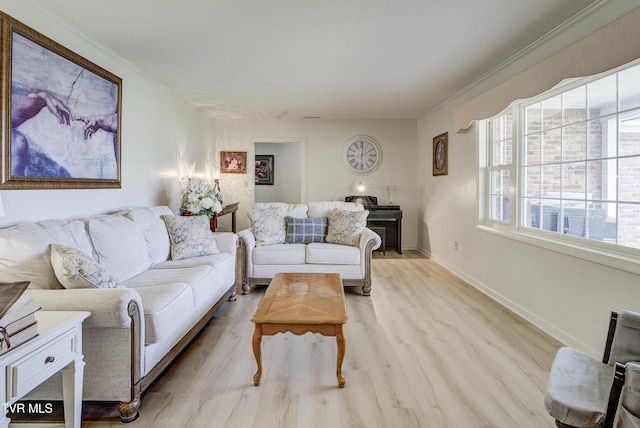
[88,216,152,282]
[285,216,327,244]
[162,215,219,261]
[325,209,369,247]
[50,244,121,289]
[247,209,286,246]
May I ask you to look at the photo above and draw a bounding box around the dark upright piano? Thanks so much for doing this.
[365,204,402,254]
[345,196,403,254]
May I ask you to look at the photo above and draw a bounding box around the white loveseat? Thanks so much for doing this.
[237,201,381,295]
[0,206,237,422]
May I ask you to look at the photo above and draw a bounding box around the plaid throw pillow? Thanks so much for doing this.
[285,216,328,244]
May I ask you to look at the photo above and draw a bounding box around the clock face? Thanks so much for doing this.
[343,136,382,174]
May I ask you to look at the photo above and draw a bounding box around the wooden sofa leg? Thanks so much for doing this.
[118,397,141,423]
[362,280,371,296]
[242,281,251,295]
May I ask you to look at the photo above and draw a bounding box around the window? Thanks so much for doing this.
[487,110,513,223]
[483,60,640,260]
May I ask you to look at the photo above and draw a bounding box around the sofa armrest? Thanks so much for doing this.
[25,287,144,331]
[212,231,238,255]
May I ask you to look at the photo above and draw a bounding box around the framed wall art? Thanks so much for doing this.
[1,13,122,189]
[220,151,246,174]
[255,154,274,185]
[432,132,448,176]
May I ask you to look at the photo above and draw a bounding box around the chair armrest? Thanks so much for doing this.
[237,229,256,280]
[25,288,144,331]
[361,227,381,251]
[237,228,256,250]
[612,362,640,428]
[604,362,627,428]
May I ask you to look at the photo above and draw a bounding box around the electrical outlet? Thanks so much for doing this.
[454,241,459,251]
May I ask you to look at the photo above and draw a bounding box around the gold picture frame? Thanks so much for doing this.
[432,132,448,176]
[1,13,122,189]
[220,151,246,174]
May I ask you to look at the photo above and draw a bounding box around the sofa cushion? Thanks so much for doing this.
[325,209,369,246]
[128,282,194,345]
[152,253,230,269]
[162,215,219,260]
[50,244,121,289]
[248,209,286,246]
[308,201,363,218]
[253,244,306,265]
[285,216,327,244]
[130,262,209,300]
[0,219,94,289]
[126,206,173,264]
[306,242,361,265]
[89,216,152,281]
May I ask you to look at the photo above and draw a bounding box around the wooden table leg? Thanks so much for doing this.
[252,324,263,386]
[336,324,346,388]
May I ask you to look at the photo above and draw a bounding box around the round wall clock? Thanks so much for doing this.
[343,135,382,174]
[432,132,448,176]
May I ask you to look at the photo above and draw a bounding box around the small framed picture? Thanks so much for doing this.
[432,132,448,176]
[220,151,246,174]
[255,155,274,185]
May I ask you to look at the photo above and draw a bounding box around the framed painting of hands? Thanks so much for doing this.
[0,13,122,189]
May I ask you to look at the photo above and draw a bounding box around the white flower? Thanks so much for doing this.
[179,176,224,218]
[201,197,215,209]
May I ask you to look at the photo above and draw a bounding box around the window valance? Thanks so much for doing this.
[454,7,640,133]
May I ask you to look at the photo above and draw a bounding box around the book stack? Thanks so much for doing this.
[0,281,41,355]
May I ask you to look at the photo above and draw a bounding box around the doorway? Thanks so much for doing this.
[253,139,305,204]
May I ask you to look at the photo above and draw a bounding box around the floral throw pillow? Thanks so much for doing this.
[50,244,121,289]
[162,215,219,260]
[248,209,286,246]
[325,209,369,247]
[285,216,327,244]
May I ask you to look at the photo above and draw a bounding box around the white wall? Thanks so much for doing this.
[215,120,418,249]
[254,142,302,204]
[418,3,640,356]
[0,1,217,228]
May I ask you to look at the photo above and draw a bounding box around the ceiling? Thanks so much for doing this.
[33,0,600,121]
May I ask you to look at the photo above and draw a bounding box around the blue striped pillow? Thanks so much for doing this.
[285,216,328,244]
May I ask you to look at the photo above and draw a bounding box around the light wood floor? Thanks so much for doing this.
[46,251,565,427]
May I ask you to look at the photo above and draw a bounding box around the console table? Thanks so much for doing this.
[183,202,239,233]
[1,311,90,428]
[365,205,402,254]
[211,202,239,233]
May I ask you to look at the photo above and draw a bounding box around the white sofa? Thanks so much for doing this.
[0,206,237,422]
[237,201,381,296]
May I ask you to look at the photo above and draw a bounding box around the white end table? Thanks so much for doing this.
[1,311,90,428]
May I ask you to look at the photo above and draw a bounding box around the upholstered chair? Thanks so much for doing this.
[545,310,640,428]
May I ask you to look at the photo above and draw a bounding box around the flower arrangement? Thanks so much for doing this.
[180,176,224,218]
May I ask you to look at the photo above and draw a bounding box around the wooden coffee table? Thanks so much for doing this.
[250,272,348,388]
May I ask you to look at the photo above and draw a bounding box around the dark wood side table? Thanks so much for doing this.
[211,202,239,232]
